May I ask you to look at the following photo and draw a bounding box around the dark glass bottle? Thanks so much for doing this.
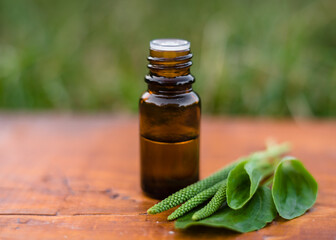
[139,39,201,199]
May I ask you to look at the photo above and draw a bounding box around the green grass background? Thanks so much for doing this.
[0,0,335,117]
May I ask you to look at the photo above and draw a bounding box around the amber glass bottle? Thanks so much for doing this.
[139,39,201,199]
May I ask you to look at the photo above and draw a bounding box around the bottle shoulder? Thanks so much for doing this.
[140,90,200,107]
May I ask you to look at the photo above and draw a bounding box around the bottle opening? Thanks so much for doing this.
[150,39,190,51]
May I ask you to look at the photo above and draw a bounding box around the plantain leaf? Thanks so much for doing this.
[175,186,276,233]
[272,157,318,220]
[227,158,274,209]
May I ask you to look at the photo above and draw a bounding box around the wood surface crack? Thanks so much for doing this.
[63,177,75,195]
[0,213,57,216]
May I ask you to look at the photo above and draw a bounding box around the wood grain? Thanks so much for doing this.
[0,114,335,239]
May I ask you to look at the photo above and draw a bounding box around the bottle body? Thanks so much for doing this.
[139,39,200,199]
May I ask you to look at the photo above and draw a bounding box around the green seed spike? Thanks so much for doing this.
[147,143,290,215]
[167,180,226,220]
[147,163,237,215]
[192,180,227,221]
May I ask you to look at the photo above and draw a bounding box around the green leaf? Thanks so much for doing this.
[175,186,277,233]
[272,157,318,220]
[227,158,274,209]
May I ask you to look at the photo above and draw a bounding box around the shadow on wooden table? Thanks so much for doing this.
[177,226,239,238]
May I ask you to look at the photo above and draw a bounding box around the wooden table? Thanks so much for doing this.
[0,114,335,239]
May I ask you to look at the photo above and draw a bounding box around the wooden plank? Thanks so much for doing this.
[0,115,335,239]
[0,212,335,240]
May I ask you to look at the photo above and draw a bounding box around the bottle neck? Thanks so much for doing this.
[145,48,194,91]
[148,83,193,95]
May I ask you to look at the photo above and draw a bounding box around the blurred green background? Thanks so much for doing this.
[0,0,335,117]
